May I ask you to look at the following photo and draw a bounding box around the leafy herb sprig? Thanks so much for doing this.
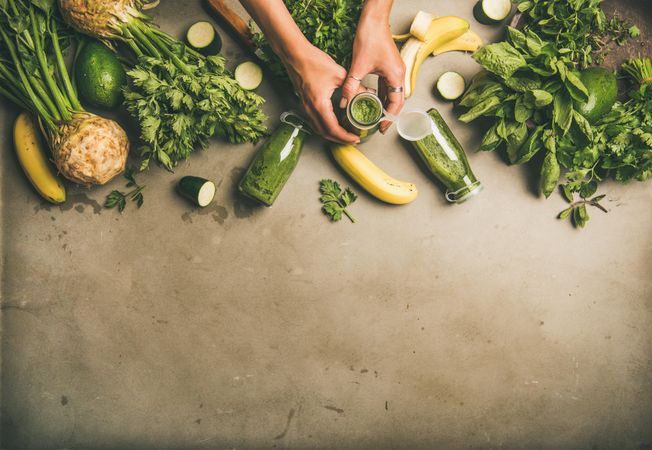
[558,185,608,228]
[105,170,146,213]
[319,179,357,223]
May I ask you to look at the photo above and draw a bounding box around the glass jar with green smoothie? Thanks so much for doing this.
[401,108,483,203]
[343,92,383,142]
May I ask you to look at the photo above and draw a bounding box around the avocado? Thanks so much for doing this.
[573,67,618,124]
[75,40,127,109]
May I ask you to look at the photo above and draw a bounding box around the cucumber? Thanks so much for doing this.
[436,72,466,101]
[235,61,263,90]
[75,40,127,109]
[573,67,618,124]
[473,0,512,25]
[186,21,222,56]
[177,176,216,207]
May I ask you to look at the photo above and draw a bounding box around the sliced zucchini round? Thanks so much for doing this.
[235,61,263,91]
[186,21,222,56]
[436,72,466,101]
[473,0,512,25]
[177,176,216,208]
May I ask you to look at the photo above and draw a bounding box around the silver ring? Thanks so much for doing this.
[387,85,404,93]
[348,75,363,82]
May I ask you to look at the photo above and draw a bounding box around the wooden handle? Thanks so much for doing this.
[204,0,256,52]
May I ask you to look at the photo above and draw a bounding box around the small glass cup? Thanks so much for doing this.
[342,92,383,142]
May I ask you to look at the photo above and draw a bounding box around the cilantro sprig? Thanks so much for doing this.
[319,179,357,223]
[105,170,146,213]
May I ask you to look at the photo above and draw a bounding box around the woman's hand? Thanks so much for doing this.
[283,43,361,144]
[340,0,405,133]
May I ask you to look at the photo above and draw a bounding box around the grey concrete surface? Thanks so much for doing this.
[1,1,651,449]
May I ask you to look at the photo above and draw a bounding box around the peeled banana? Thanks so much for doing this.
[14,112,66,204]
[410,17,469,96]
[410,11,438,41]
[331,144,418,205]
[398,11,480,97]
[432,30,483,56]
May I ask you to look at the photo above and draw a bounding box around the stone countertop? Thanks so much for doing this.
[1,1,651,448]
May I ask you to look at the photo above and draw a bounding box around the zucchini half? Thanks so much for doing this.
[473,0,512,25]
[177,176,216,208]
[186,21,222,56]
[436,72,466,101]
[235,61,263,91]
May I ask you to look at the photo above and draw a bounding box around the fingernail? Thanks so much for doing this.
[340,98,348,109]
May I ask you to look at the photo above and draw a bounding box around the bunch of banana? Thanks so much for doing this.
[331,144,418,205]
[393,11,484,97]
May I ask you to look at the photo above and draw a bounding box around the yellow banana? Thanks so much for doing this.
[331,144,418,205]
[432,30,483,56]
[14,111,66,204]
[410,17,469,95]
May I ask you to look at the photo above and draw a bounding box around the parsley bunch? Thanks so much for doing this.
[124,54,267,171]
[251,0,364,84]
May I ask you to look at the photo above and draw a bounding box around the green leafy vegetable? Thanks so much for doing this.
[319,179,357,223]
[513,0,636,69]
[473,42,528,79]
[105,169,146,212]
[460,0,651,228]
[251,0,364,84]
[124,54,267,171]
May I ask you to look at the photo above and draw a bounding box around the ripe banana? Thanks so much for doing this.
[410,17,469,95]
[331,144,418,205]
[401,15,470,97]
[432,30,483,56]
[14,112,66,204]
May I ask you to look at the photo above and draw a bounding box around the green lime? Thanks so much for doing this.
[573,67,618,124]
[75,40,126,109]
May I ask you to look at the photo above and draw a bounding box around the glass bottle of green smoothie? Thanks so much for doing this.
[239,112,309,206]
[409,108,483,203]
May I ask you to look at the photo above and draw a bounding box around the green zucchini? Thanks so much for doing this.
[436,72,466,101]
[473,0,512,25]
[177,176,216,207]
[235,61,263,90]
[239,113,309,206]
[186,21,222,56]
